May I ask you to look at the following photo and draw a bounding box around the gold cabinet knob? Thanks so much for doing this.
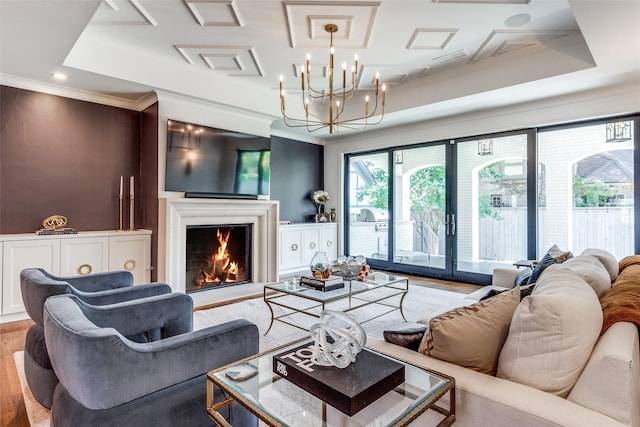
[77,264,92,275]
[124,260,136,271]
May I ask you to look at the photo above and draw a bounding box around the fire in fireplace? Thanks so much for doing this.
[185,224,252,292]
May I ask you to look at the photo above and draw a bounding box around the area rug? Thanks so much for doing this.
[193,284,467,351]
[13,351,50,427]
[16,284,466,425]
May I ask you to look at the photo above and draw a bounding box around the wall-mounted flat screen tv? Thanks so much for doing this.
[165,119,271,198]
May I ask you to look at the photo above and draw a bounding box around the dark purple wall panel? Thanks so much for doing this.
[0,86,140,234]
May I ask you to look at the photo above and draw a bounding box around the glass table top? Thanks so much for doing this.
[265,274,408,303]
[208,339,454,427]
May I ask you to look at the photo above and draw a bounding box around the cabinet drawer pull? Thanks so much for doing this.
[326,240,333,247]
[291,244,298,252]
[309,242,316,249]
[124,260,137,271]
[77,264,92,275]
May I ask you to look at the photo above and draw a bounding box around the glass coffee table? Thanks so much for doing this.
[207,339,456,426]
[263,274,409,334]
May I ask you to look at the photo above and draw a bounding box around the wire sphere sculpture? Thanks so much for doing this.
[309,310,366,369]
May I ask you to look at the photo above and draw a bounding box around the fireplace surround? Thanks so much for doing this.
[158,198,278,305]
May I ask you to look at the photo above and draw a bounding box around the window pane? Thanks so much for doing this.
[537,121,634,259]
[457,135,528,274]
[347,152,390,259]
[392,145,446,269]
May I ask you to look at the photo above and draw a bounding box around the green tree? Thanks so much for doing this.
[573,175,618,207]
[355,163,389,208]
[410,166,445,240]
[478,163,505,220]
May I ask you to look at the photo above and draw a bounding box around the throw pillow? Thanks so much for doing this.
[581,248,618,282]
[526,252,557,285]
[515,268,532,287]
[497,268,603,397]
[418,288,520,375]
[561,255,611,297]
[383,325,428,351]
[526,244,573,285]
[547,244,574,263]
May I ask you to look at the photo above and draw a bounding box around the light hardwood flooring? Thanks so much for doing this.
[0,277,479,427]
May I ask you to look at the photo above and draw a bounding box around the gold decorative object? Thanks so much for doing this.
[42,215,67,230]
[279,23,386,134]
[129,175,135,230]
[119,176,124,231]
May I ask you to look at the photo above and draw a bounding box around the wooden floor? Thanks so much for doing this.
[0,277,478,427]
[1,319,33,427]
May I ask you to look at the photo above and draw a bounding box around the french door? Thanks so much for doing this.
[345,132,531,285]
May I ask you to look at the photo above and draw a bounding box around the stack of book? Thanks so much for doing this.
[35,228,78,235]
[272,341,405,416]
[300,275,344,291]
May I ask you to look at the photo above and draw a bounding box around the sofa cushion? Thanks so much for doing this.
[560,255,611,297]
[418,287,520,375]
[497,268,603,397]
[581,248,618,281]
[567,322,640,425]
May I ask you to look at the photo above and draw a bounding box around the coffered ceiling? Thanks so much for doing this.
[1,0,639,141]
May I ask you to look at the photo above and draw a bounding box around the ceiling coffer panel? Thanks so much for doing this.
[469,30,579,63]
[432,0,531,4]
[174,45,264,76]
[183,0,243,27]
[284,1,381,49]
[91,0,158,26]
[407,29,459,50]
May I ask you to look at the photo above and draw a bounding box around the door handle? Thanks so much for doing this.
[445,214,450,235]
[451,214,456,236]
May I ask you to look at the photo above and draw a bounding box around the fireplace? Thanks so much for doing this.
[158,198,278,306]
[185,224,252,292]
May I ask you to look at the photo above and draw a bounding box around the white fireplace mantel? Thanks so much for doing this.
[157,198,279,304]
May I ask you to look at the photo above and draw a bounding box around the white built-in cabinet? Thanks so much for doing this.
[0,230,151,321]
[278,223,337,275]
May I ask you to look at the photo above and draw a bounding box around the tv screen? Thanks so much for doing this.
[165,119,270,198]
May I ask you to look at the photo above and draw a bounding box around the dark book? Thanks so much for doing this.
[300,275,344,292]
[273,341,405,416]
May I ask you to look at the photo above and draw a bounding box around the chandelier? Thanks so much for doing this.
[279,24,386,134]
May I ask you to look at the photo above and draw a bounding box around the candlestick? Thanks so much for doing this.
[129,176,135,230]
[118,176,124,231]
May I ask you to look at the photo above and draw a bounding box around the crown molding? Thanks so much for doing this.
[0,74,153,111]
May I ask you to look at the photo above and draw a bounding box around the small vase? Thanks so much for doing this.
[310,251,331,279]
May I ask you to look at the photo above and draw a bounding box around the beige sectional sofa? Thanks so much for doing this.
[367,249,639,426]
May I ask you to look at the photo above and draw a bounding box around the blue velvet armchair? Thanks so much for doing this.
[43,293,259,426]
[20,268,172,408]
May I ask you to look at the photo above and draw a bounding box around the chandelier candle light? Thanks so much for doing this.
[279,24,386,134]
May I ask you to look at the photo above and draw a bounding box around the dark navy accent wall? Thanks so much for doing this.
[270,136,323,223]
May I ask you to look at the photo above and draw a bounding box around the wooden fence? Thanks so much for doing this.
[479,207,634,260]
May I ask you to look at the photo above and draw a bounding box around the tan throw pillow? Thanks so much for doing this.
[418,288,520,375]
[497,268,602,397]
